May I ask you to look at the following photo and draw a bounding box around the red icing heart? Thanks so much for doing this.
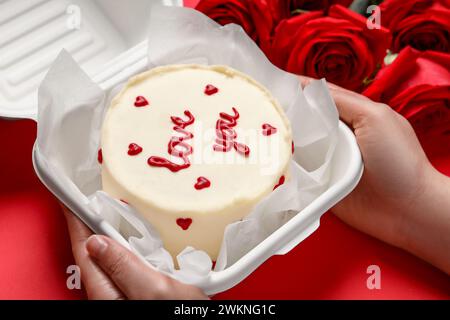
[176,218,192,231]
[128,143,143,156]
[195,177,211,190]
[292,141,295,154]
[134,96,149,107]
[204,84,219,96]
[97,148,103,164]
[273,175,286,190]
[262,123,277,136]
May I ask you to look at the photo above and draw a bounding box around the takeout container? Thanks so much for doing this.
[1,0,363,295]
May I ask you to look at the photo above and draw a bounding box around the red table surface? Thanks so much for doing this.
[0,118,449,300]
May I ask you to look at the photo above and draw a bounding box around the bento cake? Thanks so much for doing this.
[100,65,292,261]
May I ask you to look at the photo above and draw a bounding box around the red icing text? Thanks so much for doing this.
[148,110,195,172]
[213,107,250,157]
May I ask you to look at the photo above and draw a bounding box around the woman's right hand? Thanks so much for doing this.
[301,77,450,274]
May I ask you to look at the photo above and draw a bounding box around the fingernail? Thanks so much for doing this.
[86,235,108,257]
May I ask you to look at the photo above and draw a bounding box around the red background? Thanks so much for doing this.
[1,118,449,300]
[0,0,449,300]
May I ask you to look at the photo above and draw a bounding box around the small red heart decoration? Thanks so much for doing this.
[97,148,103,164]
[292,141,295,154]
[195,177,211,190]
[176,218,193,230]
[134,96,149,107]
[204,84,219,96]
[262,123,277,136]
[128,143,143,156]
[273,175,286,190]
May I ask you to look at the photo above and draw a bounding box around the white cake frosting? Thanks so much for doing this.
[100,64,292,262]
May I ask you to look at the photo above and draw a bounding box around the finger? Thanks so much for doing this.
[62,206,125,300]
[86,235,208,300]
[299,75,368,97]
[328,82,373,102]
[298,75,312,88]
[298,76,373,127]
[327,86,375,127]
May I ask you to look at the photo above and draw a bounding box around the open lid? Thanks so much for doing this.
[0,0,183,120]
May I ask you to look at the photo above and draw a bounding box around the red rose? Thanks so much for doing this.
[280,0,353,16]
[364,47,450,157]
[271,5,391,91]
[195,0,280,54]
[380,0,450,53]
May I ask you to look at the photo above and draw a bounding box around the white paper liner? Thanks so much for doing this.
[36,4,338,285]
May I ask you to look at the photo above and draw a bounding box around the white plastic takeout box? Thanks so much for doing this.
[1,0,363,295]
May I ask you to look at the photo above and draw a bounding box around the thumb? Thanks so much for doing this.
[86,235,163,299]
[86,235,207,300]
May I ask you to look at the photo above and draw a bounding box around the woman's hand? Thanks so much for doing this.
[62,206,209,300]
[301,77,450,274]
[326,82,433,248]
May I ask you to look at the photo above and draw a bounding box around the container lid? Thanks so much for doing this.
[0,0,182,120]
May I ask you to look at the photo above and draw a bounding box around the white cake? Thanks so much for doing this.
[100,65,292,262]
